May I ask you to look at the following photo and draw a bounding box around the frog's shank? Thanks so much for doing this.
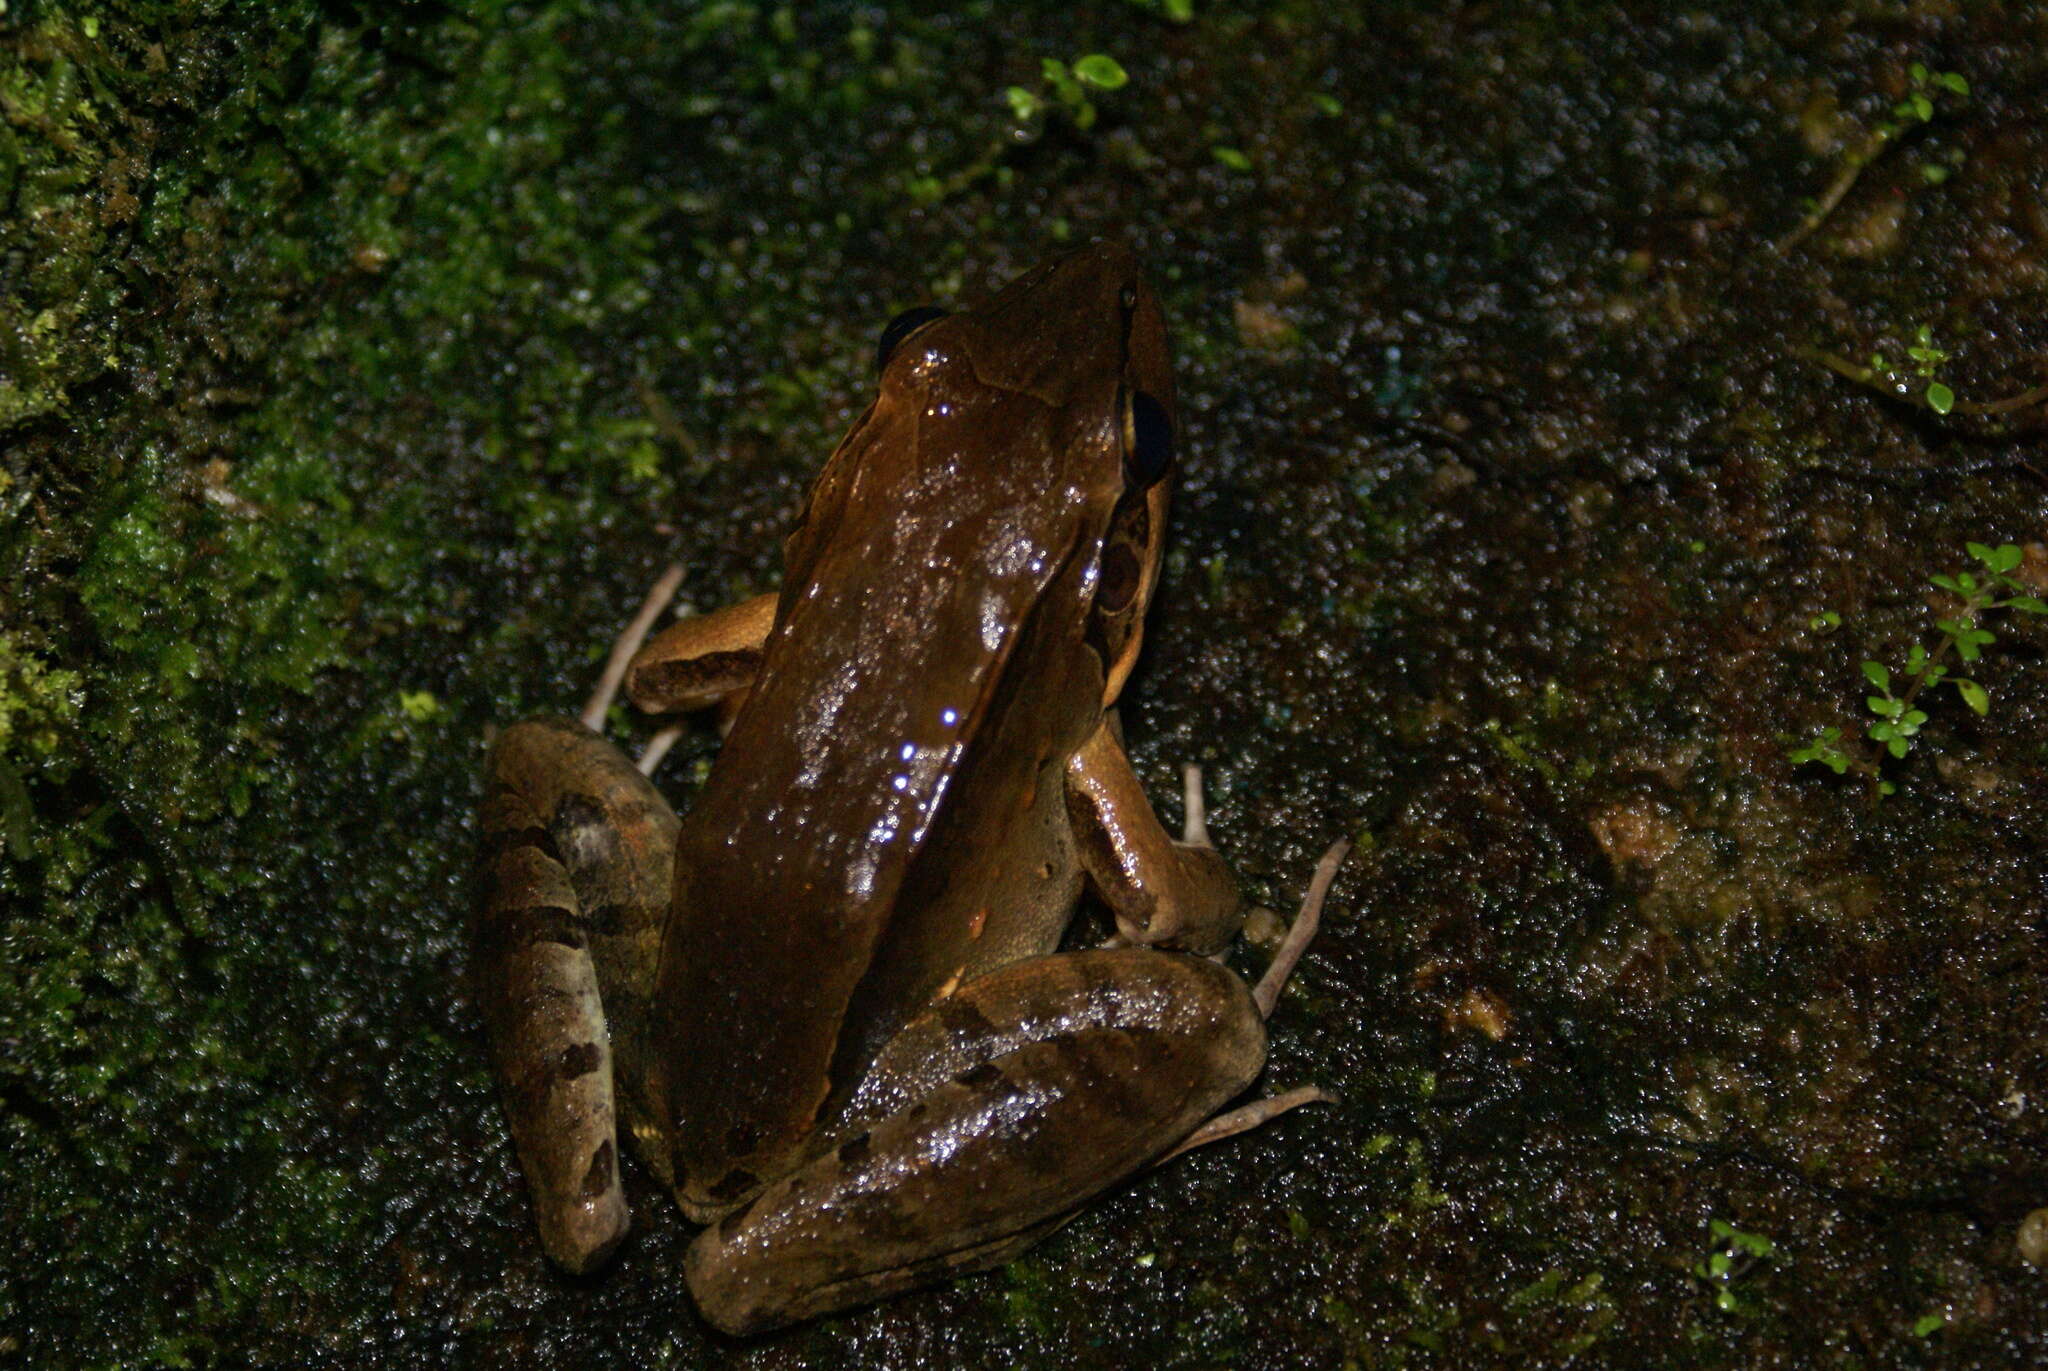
[475,716,677,1271]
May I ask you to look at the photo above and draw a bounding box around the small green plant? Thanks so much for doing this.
[913,53,1132,205]
[1789,543,2045,794]
[1778,61,1969,252]
[1869,323,1955,414]
[1124,0,1195,21]
[1693,1219,1777,1315]
[1793,330,2048,424]
[1003,53,1127,134]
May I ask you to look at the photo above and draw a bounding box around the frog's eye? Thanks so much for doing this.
[874,306,949,372]
[1122,388,1174,488]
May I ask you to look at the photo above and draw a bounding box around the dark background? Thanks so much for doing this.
[4,2,2046,1366]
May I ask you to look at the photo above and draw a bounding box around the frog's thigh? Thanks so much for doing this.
[1063,718,1240,953]
[684,947,1265,1336]
[476,716,678,1272]
[625,591,777,715]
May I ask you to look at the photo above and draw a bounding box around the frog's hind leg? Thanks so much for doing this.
[680,835,1353,1332]
[682,947,1268,1336]
[475,717,678,1272]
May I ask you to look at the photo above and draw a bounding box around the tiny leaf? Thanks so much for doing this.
[1861,661,1890,691]
[1072,54,1129,90]
[1956,680,1988,714]
[1926,381,1954,414]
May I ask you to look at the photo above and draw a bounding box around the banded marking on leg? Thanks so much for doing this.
[475,729,633,1271]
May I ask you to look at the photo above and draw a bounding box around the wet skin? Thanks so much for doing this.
[475,243,1314,1334]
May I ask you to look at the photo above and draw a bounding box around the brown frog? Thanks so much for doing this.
[474,242,1347,1334]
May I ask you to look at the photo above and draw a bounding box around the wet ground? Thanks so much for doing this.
[4,2,2046,1366]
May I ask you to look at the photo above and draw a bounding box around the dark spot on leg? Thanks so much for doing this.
[935,996,1000,1045]
[638,650,761,706]
[585,901,630,936]
[560,1041,603,1079]
[579,1139,616,1199]
[959,1062,1005,1089]
[481,902,588,955]
[536,921,587,951]
[552,793,618,873]
[477,823,560,867]
[836,1133,873,1167]
[1063,786,1128,894]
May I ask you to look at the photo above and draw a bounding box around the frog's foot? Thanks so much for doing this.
[624,590,777,719]
[578,568,776,771]
[581,563,686,731]
[1158,836,1353,1166]
[1156,1084,1336,1165]
[1252,836,1351,1019]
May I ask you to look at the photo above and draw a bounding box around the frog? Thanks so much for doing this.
[474,241,1349,1335]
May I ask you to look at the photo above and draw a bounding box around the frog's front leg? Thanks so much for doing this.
[1063,716,1241,954]
[683,947,1268,1335]
[625,590,778,716]
[475,717,677,1272]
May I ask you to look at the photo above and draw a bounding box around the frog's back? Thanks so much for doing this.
[648,314,1116,1215]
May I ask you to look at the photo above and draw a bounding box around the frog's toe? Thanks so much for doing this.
[1180,763,1212,846]
[1251,837,1351,1019]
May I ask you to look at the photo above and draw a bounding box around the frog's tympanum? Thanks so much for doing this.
[475,242,1343,1334]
